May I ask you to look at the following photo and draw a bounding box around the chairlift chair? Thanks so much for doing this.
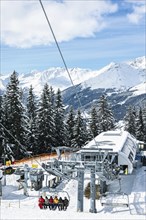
[40,189,70,203]
[100,192,129,207]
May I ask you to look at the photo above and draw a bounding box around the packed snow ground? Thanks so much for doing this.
[0,162,146,220]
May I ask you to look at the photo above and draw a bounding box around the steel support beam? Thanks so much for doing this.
[89,166,97,213]
[77,167,84,212]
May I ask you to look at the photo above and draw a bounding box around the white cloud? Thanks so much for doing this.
[125,0,144,5]
[1,0,118,48]
[126,0,146,24]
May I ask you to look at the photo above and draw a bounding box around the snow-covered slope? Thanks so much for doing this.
[20,67,93,92]
[0,56,145,96]
[127,56,145,70]
[129,82,146,96]
[81,56,145,91]
[62,57,145,120]
[83,63,144,91]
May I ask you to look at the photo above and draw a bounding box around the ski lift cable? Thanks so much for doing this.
[39,0,99,148]
[39,0,84,111]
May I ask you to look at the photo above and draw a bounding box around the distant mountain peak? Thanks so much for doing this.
[0,56,145,96]
[1,56,145,121]
[127,56,145,70]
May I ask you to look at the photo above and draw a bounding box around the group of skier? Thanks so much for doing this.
[38,195,69,210]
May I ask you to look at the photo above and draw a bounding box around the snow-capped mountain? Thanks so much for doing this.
[1,67,93,96]
[81,58,145,91]
[127,56,145,70]
[62,56,145,119]
[0,56,145,120]
[1,56,145,95]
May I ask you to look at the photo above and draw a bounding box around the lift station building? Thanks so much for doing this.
[77,130,138,174]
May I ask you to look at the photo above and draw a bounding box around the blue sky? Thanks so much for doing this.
[1,0,145,74]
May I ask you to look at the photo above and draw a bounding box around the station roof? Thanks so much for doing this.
[79,130,134,153]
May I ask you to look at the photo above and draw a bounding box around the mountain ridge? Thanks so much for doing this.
[1,56,145,95]
[0,56,145,120]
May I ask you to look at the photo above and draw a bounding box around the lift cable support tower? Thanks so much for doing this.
[41,146,122,213]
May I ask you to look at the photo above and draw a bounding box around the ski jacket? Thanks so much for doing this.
[38,197,45,205]
[63,198,69,206]
[54,197,59,204]
[58,198,63,204]
[49,197,54,204]
[45,197,49,204]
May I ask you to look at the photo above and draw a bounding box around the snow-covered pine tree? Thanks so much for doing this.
[26,85,38,155]
[72,109,88,148]
[2,71,26,159]
[97,95,115,133]
[50,86,55,106]
[36,84,55,154]
[66,106,75,147]
[135,107,144,141]
[89,105,99,138]
[124,105,136,136]
[0,96,15,162]
[142,107,146,143]
[27,85,37,120]
[54,89,66,147]
[0,96,5,158]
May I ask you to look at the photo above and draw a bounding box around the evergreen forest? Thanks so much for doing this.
[0,71,145,161]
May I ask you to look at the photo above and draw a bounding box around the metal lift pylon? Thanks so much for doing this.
[77,166,84,212]
[89,165,97,213]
